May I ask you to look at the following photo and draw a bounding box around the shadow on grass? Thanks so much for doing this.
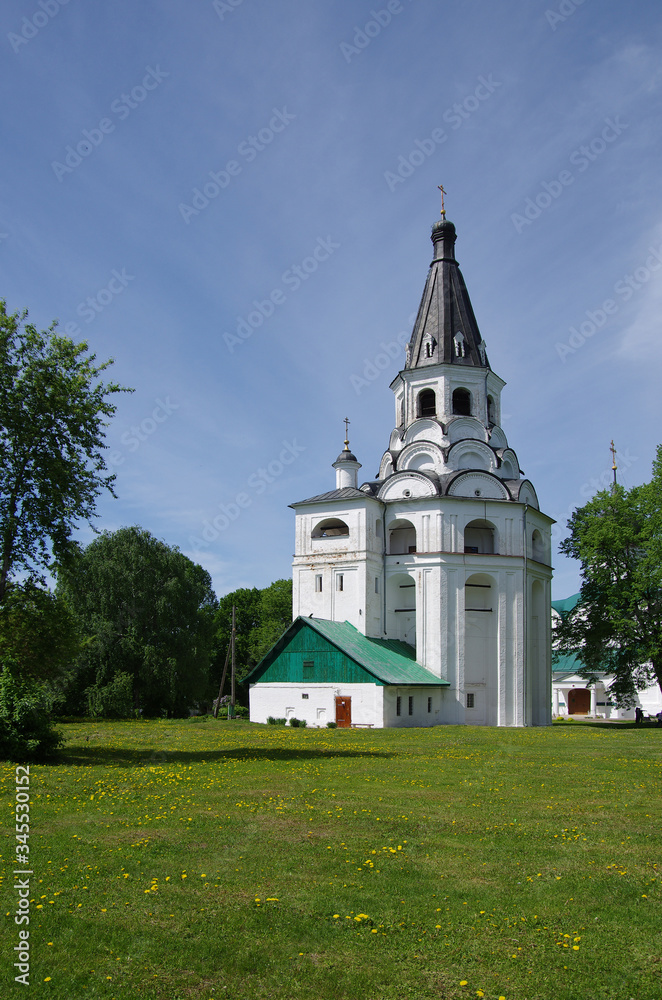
[554,719,661,731]
[57,746,396,768]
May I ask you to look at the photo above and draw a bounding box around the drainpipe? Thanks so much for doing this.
[522,503,529,726]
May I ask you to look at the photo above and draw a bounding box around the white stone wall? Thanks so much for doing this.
[382,686,446,727]
[249,682,384,727]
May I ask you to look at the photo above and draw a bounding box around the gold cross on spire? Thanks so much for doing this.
[610,439,617,487]
[343,417,350,449]
[438,183,447,218]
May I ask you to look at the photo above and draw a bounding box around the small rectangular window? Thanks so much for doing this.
[301,693,309,699]
[396,696,401,717]
[467,692,475,709]
[427,696,432,713]
[408,696,413,716]
[374,577,379,594]
[315,575,322,593]
[303,660,313,679]
[336,574,344,592]
[408,545,417,554]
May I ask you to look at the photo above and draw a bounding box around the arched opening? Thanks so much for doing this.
[464,519,496,554]
[464,573,497,725]
[531,529,545,563]
[452,387,471,416]
[312,517,349,539]
[388,518,416,554]
[417,389,436,418]
[487,395,496,426]
[386,572,416,646]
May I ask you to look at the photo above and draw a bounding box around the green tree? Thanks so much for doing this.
[0,302,130,601]
[0,659,63,761]
[58,527,218,717]
[212,579,292,694]
[250,578,293,663]
[555,447,662,706]
[0,581,81,683]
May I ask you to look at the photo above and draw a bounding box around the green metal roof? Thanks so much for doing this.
[551,593,581,617]
[246,617,450,687]
[552,651,584,674]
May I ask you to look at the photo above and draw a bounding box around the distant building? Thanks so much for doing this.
[552,594,662,720]
[249,212,553,727]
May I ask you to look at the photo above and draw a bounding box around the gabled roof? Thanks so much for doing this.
[246,617,450,687]
[406,219,489,370]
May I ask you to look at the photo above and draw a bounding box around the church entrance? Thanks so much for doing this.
[335,696,352,727]
[567,688,590,714]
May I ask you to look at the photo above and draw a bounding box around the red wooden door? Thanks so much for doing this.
[335,696,352,728]
[568,689,590,714]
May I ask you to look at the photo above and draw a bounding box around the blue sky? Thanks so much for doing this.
[2,0,661,600]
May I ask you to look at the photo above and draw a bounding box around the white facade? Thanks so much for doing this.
[250,682,447,728]
[286,216,554,727]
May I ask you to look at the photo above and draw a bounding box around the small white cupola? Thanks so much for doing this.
[332,418,362,489]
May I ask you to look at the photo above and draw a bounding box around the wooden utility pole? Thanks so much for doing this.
[212,642,231,719]
[230,604,236,719]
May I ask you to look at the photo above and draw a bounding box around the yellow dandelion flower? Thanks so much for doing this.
[460,981,468,987]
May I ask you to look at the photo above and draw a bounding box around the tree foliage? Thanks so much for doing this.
[0,302,130,600]
[0,581,82,683]
[213,579,292,689]
[57,527,218,717]
[0,660,63,761]
[555,446,662,706]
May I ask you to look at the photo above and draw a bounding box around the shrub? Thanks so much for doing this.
[267,716,287,726]
[289,717,301,727]
[86,671,134,718]
[326,721,337,729]
[0,661,63,761]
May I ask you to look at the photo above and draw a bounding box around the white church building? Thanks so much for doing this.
[248,212,553,727]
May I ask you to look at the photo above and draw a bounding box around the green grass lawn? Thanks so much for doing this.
[1,719,661,1000]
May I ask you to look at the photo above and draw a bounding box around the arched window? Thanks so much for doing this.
[452,388,471,416]
[312,518,349,539]
[388,519,417,554]
[417,389,436,418]
[464,519,496,554]
[531,529,545,563]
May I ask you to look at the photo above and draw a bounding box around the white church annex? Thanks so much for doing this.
[248,211,553,728]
